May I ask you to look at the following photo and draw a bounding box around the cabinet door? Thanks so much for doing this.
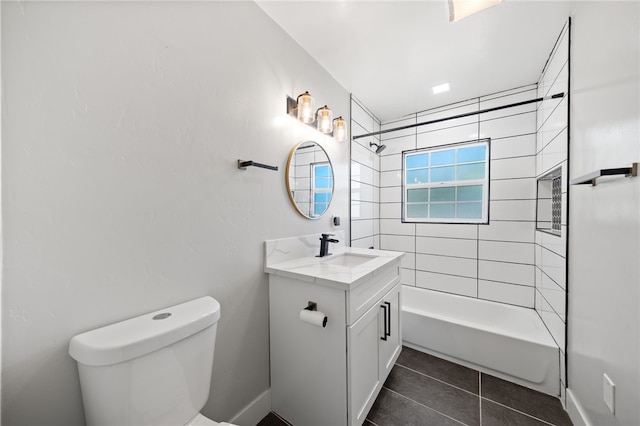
[347,301,382,426]
[379,283,402,382]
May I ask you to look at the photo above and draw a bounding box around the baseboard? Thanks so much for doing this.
[228,388,271,426]
[566,388,592,426]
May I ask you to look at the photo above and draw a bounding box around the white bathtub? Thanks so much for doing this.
[402,286,560,396]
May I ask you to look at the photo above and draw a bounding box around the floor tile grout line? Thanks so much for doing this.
[479,373,483,426]
[395,362,480,397]
[381,386,471,426]
[396,363,555,426]
[480,397,558,426]
[396,359,563,426]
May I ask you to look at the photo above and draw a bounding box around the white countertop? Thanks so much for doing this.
[265,247,404,290]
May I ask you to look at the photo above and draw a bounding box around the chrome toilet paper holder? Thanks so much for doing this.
[304,301,318,311]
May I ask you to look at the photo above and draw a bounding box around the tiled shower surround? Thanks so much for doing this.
[351,96,383,250]
[535,21,569,399]
[356,84,541,307]
[349,21,569,397]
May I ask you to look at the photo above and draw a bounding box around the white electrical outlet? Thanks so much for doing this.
[603,373,615,414]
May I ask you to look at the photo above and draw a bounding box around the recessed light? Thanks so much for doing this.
[432,83,450,94]
[449,0,502,22]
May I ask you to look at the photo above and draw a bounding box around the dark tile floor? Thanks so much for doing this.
[258,346,572,426]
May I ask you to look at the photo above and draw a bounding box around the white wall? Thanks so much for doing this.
[375,86,539,307]
[535,20,569,400]
[1,2,350,425]
[567,2,639,425]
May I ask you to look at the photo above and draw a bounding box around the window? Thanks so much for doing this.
[402,139,490,223]
[312,162,333,217]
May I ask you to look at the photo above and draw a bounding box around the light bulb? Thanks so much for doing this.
[316,105,333,134]
[296,91,315,124]
[333,116,346,141]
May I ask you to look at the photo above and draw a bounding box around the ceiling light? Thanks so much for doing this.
[432,83,450,94]
[448,0,502,22]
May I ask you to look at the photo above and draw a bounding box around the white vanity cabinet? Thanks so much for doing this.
[348,282,401,425]
[266,248,403,426]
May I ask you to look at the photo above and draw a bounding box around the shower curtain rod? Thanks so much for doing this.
[352,92,565,140]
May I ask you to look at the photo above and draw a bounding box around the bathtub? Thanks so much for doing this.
[402,286,560,396]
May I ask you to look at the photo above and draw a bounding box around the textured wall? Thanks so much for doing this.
[1,2,349,425]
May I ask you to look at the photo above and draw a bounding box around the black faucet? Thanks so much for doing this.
[317,233,339,257]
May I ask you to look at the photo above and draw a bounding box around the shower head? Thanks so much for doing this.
[370,142,387,154]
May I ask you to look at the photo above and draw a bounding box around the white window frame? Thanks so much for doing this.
[311,162,332,217]
[402,139,490,224]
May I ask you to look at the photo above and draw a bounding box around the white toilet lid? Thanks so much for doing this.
[186,413,236,426]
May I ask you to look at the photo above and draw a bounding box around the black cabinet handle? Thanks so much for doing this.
[380,304,388,341]
[384,301,391,337]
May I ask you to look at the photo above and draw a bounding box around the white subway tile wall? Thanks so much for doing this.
[373,83,539,303]
[491,156,536,180]
[417,123,478,149]
[490,178,537,200]
[478,220,535,243]
[535,21,569,397]
[489,199,537,222]
[491,134,537,159]
[416,254,479,278]
[478,260,535,287]
[416,271,478,297]
[478,240,534,264]
[416,236,478,259]
[350,96,382,249]
[478,280,535,307]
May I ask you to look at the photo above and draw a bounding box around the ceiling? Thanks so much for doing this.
[256,0,574,122]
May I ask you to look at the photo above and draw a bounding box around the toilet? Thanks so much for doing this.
[69,296,235,426]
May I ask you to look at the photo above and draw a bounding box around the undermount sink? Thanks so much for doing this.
[322,252,377,267]
[265,235,405,288]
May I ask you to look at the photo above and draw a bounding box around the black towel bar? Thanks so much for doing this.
[571,163,637,186]
[237,160,278,171]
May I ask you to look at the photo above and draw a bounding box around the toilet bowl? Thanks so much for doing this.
[69,296,236,426]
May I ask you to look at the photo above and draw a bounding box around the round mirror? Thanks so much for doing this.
[286,141,334,219]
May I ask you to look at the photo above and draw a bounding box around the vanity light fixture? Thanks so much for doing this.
[286,92,345,141]
[296,91,315,124]
[333,116,347,142]
[316,105,333,134]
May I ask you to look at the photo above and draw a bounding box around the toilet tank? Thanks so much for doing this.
[69,297,221,426]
